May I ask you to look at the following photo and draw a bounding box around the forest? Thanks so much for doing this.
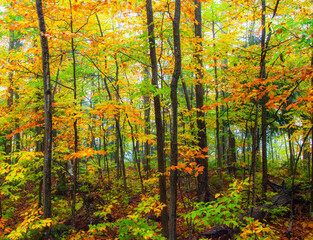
[0,0,312,239]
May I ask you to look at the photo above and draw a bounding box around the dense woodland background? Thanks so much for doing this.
[0,0,312,239]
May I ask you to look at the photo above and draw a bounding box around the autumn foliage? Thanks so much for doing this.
[0,0,312,239]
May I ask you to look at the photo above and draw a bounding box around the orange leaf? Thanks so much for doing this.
[202,147,209,152]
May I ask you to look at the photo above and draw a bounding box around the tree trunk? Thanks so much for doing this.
[5,30,15,157]
[288,129,294,174]
[69,0,79,228]
[250,105,259,216]
[260,0,268,200]
[227,130,236,176]
[169,0,182,238]
[194,0,212,202]
[143,67,151,175]
[116,118,127,191]
[310,51,313,218]
[212,21,222,184]
[36,0,53,228]
[145,0,169,237]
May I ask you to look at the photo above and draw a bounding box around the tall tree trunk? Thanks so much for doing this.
[14,91,21,152]
[194,0,212,202]
[310,51,313,218]
[260,0,268,200]
[130,126,144,193]
[116,118,127,191]
[169,0,182,238]
[212,20,222,184]
[5,30,15,157]
[143,67,151,175]
[145,0,169,237]
[69,0,79,228]
[250,107,259,216]
[114,59,127,191]
[288,129,295,174]
[36,0,53,229]
[270,131,274,163]
[115,124,121,178]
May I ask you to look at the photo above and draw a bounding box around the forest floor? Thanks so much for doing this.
[2,171,313,240]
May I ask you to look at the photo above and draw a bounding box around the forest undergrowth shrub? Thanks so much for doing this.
[88,190,123,236]
[0,152,42,202]
[88,193,166,239]
[184,179,278,239]
[5,207,54,240]
[115,194,166,240]
[238,219,278,240]
[184,179,248,231]
[52,198,71,221]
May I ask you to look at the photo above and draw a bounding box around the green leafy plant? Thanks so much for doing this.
[116,194,166,240]
[185,179,249,230]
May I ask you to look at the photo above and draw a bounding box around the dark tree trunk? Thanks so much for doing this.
[169,0,182,239]
[115,124,121,178]
[114,60,127,191]
[288,129,294,174]
[116,118,127,191]
[14,92,21,152]
[212,21,222,184]
[250,106,259,216]
[143,67,151,175]
[195,0,212,202]
[36,0,53,224]
[145,0,169,237]
[310,51,313,218]
[260,0,268,200]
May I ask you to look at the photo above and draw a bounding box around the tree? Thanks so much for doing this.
[169,0,182,238]
[194,0,213,202]
[35,0,53,229]
[145,0,169,237]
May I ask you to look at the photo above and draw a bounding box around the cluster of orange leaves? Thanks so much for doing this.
[165,146,209,176]
[65,147,106,161]
[167,162,205,177]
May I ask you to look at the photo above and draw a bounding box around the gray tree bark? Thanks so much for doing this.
[36,0,53,224]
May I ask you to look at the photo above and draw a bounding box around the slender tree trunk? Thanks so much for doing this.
[130,126,144,193]
[194,0,212,202]
[14,92,21,152]
[69,0,79,228]
[288,129,294,174]
[145,0,169,236]
[250,106,259,216]
[169,0,182,238]
[212,20,222,184]
[116,118,127,191]
[36,0,53,229]
[143,67,151,175]
[115,124,121,178]
[243,120,249,179]
[260,0,268,200]
[270,131,274,163]
[5,30,15,157]
[102,124,110,183]
[310,51,313,218]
